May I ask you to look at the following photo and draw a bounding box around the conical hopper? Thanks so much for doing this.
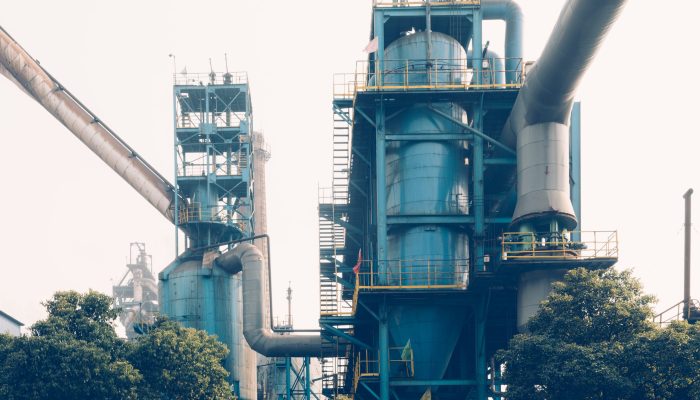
[389,304,466,383]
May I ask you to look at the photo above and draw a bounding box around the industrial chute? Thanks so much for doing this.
[0,26,177,223]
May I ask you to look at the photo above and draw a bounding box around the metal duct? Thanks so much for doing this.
[0,26,176,222]
[503,0,628,228]
[467,49,505,86]
[481,0,523,84]
[215,243,323,357]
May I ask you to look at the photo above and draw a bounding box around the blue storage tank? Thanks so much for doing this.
[160,257,257,399]
[382,31,470,384]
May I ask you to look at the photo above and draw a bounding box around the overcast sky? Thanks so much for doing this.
[1,0,699,330]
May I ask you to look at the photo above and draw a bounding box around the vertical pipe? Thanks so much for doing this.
[684,188,694,320]
[379,303,390,400]
[173,88,180,256]
[473,108,485,272]
[570,103,582,242]
[375,11,386,86]
[472,9,483,85]
[304,356,311,399]
[425,2,432,64]
[376,102,388,284]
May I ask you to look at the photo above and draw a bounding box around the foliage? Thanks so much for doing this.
[0,290,233,400]
[498,268,700,400]
[129,318,233,400]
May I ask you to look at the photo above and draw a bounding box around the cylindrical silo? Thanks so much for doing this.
[160,257,257,399]
[382,31,470,385]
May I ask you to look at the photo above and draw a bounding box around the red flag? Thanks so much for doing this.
[363,37,379,53]
[353,249,362,274]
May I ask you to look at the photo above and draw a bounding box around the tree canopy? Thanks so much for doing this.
[0,290,233,400]
[498,268,700,400]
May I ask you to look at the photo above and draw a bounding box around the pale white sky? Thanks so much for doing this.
[1,0,699,330]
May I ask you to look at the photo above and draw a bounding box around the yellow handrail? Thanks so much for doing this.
[501,231,619,260]
[373,0,480,7]
[333,57,524,100]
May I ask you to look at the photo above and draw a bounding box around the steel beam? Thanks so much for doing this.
[321,323,373,350]
[428,105,516,156]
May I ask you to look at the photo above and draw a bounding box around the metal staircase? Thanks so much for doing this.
[319,105,355,397]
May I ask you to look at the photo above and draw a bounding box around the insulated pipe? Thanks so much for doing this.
[481,0,523,84]
[503,0,627,228]
[501,0,628,148]
[467,49,505,86]
[0,26,176,222]
[684,188,693,320]
[215,243,323,357]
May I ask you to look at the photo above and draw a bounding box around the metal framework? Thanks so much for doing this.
[112,242,158,339]
[317,2,617,399]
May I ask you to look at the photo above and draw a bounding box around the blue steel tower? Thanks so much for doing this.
[159,71,258,399]
[318,1,622,399]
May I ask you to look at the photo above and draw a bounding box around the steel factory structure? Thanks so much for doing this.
[0,0,631,398]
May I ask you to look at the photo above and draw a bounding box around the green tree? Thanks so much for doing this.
[497,268,690,400]
[0,291,141,400]
[0,290,233,400]
[129,318,233,400]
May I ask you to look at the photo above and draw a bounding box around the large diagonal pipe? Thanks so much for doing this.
[215,243,323,357]
[502,0,628,230]
[502,0,628,331]
[0,26,176,222]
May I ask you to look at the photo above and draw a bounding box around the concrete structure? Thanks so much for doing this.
[0,310,23,337]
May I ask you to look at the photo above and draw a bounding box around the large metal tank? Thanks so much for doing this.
[160,257,257,399]
[383,31,470,384]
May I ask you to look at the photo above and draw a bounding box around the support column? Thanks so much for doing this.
[475,299,487,399]
[472,9,483,85]
[304,356,311,399]
[376,101,388,284]
[472,106,485,272]
[374,11,385,86]
[379,303,390,400]
[684,188,693,320]
[286,357,292,399]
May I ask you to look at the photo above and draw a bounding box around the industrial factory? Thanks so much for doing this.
[0,0,634,398]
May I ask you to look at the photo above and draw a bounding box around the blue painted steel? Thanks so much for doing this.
[376,102,388,284]
[379,305,390,400]
[160,259,241,385]
[286,357,292,400]
[161,80,256,399]
[304,357,311,399]
[473,8,484,84]
[380,31,470,394]
[383,32,466,87]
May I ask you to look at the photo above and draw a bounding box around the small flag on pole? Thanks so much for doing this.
[353,249,362,274]
[364,37,379,53]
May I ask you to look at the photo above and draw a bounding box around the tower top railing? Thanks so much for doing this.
[373,0,480,7]
[173,71,248,86]
[334,58,524,100]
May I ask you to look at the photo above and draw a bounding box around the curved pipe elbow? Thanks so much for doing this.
[481,0,523,84]
[216,243,323,358]
[501,0,627,147]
